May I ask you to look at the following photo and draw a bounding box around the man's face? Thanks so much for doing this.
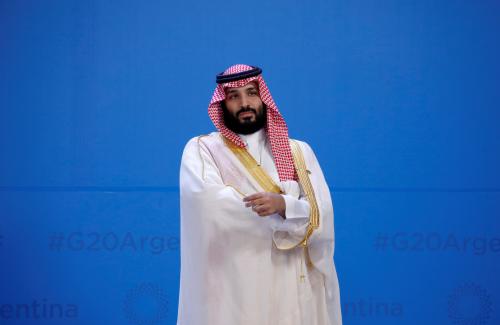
[222,81,266,135]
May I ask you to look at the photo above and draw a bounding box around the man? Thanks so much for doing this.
[177,64,342,325]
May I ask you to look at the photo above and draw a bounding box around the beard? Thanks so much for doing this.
[221,101,267,135]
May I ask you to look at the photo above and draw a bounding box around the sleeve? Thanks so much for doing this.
[270,141,335,254]
[178,136,281,323]
[264,180,310,236]
[179,136,277,235]
[281,180,310,220]
[271,141,341,323]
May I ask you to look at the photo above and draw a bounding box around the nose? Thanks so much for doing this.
[240,94,250,108]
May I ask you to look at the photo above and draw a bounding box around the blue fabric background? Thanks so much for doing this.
[1,1,499,324]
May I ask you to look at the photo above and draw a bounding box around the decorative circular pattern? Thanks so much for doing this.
[123,283,169,325]
[448,282,492,325]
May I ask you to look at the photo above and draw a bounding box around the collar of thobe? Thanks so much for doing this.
[238,129,267,165]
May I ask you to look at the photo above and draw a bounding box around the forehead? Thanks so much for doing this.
[225,81,259,93]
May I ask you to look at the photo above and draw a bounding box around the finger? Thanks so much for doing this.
[243,192,264,202]
[253,204,271,214]
[245,201,262,208]
[251,204,263,213]
[245,198,267,208]
[246,198,267,207]
[251,204,262,212]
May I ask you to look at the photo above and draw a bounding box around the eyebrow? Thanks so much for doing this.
[227,85,257,93]
[227,86,257,94]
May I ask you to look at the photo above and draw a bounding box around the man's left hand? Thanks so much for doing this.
[243,192,286,218]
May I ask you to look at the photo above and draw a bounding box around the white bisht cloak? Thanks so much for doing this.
[177,132,342,325]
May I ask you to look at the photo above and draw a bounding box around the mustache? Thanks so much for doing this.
[237,107,257,117]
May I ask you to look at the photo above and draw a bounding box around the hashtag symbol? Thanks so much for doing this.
[49,233,65,251]
[374,233,388,251]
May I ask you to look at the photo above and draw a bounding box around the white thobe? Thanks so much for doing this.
[177,129,342,325]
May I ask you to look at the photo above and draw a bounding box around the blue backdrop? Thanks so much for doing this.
[1,1,499,324]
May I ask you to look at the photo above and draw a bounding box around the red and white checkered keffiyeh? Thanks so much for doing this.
[208,64,297,181]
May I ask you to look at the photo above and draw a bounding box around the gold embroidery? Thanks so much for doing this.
[222,135,283,194]
[226,184,247,197]
[289,140,321,276]
[290,140,320,231]
[271,140,320,275]
[200,135,321,281]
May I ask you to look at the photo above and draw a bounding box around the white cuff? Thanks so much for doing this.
[282,194,310,220]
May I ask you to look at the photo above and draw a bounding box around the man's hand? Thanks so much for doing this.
[243,192,286,218]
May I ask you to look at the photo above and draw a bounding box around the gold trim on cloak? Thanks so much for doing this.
[222,135,320,249]
[289,139,320,235]
[223,136,321,271]
[289,140,320,270]
[222,135,283,194]
[201,134,321,273]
